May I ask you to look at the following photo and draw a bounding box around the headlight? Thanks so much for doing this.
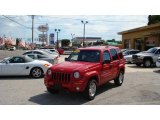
[73,71,80,79]
[47,69,52,76]
[137,56,143,59]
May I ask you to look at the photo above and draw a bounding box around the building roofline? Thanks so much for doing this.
[118,23,160,35]
[74,37,102,39]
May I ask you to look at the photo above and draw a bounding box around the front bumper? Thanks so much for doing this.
[44,76,87,92]
[156,61,160,67]
[132,58,143,64]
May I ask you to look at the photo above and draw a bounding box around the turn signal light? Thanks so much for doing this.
[44,64,50,67]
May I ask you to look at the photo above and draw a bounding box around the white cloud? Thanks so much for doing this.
[0,15,148,40]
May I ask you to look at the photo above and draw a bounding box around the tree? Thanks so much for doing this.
[148,15,160,25]
[61,39,70,47]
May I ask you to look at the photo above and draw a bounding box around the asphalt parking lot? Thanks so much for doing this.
[0,50,160,105]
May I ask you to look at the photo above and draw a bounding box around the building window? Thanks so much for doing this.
[135,38,142,51]
[124,39,130,49]
[145,36,157,50]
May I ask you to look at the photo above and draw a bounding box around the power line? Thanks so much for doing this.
[2,15,31,29]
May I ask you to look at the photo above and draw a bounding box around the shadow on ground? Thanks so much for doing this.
[153,70,160,74]
[29,82,116,105]
[0,76,39,80]
[127,64,156,69]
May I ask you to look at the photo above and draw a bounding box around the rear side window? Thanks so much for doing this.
[116,49,123,59]
[37,55,47,59]
[103,51,111,61]
[27,55,35,59]
[110,49,119,60]
[33,51,43,55]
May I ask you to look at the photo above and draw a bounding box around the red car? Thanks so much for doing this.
[57,48,64,55]
[44,46,125,100]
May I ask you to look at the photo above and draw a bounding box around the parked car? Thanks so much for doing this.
[23,50,59,64]
[123,49,140,63]
[57,48,64,54]
[121,49,127,53]
[42,49,60,56]
[123,49,140,56]
[44,46,125,100]
[132,47,160,67]
[156,57,160,67]
[0,55,52,78]
[8,46,16,51]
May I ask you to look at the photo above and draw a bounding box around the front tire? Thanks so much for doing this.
[30,67,43,78]
[143,59,152,68]
[83,79,97,100]
[114,70,124,86]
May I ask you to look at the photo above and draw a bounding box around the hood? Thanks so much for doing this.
[124,55,132,58]
[31,60,52,65]
[50,61,100,72]
[136,52,154,57]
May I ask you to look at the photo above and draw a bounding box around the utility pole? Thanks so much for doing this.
[32,15,34,43]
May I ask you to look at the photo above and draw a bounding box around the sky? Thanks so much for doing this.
[0,15,148,42]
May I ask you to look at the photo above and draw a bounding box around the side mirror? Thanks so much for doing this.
[65,58,69,61]
[103,60,111,64]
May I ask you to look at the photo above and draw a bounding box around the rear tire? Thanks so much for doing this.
[114,70,124,86]
[83,79,97,100]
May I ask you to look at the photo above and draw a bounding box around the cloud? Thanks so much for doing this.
[0,15,148,40]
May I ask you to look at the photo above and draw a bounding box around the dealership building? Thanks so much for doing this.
[118,23,160,51]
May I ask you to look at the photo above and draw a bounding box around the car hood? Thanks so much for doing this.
[124,55,132,58]
[50,61,100,72]
[31,60,52,65]
[136,52,154,57]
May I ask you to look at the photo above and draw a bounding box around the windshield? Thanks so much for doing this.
[147,48,157,53]
[123,51,129,55]
[24,56,34,62]
[68,50,100,62]
[0,57,11,63]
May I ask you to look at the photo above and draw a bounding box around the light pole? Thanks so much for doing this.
[71,33,75,42]
[32,15,34,44]
[55,29,61,49]
[81,20,88,47]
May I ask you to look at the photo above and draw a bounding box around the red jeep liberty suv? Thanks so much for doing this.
[44,46,125,100]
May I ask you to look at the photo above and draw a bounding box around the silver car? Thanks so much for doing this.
[23,50,58,64]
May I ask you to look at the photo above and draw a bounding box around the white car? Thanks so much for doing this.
[23,50,59,64]
[124,55,133,63]
[156,57,160,67]
[0,55,52,78]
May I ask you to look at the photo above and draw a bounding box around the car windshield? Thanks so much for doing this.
[147,48,157,53]
[24,56,34,62]
[123,51,129,55]
[68,50,100,62]
[0,57,11,63]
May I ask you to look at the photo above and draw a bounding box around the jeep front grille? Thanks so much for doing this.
[52,72,71,82]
